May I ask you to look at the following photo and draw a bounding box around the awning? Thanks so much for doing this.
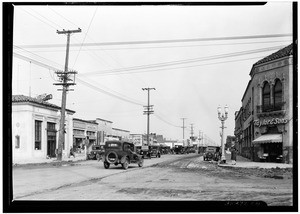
[73,135,86,139]
[252,134,282,144]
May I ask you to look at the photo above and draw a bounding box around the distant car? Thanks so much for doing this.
[103,140,144,170]
[149,145,161,158]
[203,146,220,161]
[174,145,184,154]
[140,145,151,159]
[87,145,105,160]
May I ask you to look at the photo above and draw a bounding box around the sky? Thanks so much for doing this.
[11,2,293,145]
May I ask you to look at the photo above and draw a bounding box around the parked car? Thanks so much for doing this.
[203,146,221,161]
[149,145,161,158]
[87,145,105,160]
[174,145,184,154]
[140,145,151,159]
[102,140,144,170]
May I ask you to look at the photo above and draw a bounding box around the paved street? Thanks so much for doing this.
[13,154,293,206]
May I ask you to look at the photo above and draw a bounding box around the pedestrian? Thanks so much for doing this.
[70,147,75,158]
[231,146,237,165]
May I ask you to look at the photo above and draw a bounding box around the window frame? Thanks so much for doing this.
[15,135,20,149]
[262,82,271,111]
[273,79,283,105]
[35,120,42,150]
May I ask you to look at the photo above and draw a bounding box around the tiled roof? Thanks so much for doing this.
[254,43,293,66]
[12,95,75,113]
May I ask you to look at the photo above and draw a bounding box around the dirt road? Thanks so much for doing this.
[13,154,293,206]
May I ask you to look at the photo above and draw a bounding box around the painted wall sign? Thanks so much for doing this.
[254,118,288,127]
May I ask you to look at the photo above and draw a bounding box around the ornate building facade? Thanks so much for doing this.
[235,44,294,163]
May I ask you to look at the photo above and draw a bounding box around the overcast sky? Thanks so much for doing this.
[12,2,293,145]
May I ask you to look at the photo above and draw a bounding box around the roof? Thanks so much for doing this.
[96,118,113,123]
[12,95,75,113]
[112,127,130,132]
[73,118,98,125]
[253,43,293,66]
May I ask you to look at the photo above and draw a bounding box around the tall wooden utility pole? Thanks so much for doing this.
[142,88,155,145]
[55,28,81,161]
[181,118,187,141]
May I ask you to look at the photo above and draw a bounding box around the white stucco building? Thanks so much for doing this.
[12,95,75,163]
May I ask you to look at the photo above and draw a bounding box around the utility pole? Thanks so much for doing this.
[142,88,155,145]
[189,123,194,146]
[181,118,187,141]
[190,124,194,138]
[54,28,81,161]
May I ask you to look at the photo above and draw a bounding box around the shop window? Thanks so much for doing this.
[15,135,20,148]
[35,120,42,150]
[262,82,271,111]
[274,79,283,107]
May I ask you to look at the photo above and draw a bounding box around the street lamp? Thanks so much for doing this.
[217,105,228,163]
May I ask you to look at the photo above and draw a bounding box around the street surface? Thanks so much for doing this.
[13,154,293,206]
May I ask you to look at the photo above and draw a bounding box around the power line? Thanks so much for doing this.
[13,52,146,106]
[17,33,292,49]
[81,45,286,76]
[72,6,98,68]
[28,40,292,53]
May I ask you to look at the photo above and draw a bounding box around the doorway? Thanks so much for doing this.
[47,122,57,158]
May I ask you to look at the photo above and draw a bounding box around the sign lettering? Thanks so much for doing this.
[254,118,288,127]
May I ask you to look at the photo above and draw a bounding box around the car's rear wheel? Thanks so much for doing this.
[104,161,110,169]
[122,158,129,170]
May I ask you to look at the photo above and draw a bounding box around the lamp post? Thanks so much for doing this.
[217,105,228,164]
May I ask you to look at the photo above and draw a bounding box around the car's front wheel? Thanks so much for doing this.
[104,161,110,169]
[122,158,129,170]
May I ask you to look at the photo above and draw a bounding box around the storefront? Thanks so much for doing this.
[253,116,289,163]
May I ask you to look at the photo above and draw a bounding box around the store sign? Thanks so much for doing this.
[254,118,288,127]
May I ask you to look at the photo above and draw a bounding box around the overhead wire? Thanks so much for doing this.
[17,33,292,49]
[72,6,98,69]
[81,45,287,76]
[13,52,146,106]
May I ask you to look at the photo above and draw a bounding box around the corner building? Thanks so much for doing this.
[235,44,294,164]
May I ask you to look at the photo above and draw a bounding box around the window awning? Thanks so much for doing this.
[252,134,282,144]
[74,135,86,139]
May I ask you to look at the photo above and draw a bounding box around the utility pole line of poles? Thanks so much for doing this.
[190,123,194,146]
[181,118,187,141]
[54,28,81,161]
[190,124,194,137]
[142,87,155,145]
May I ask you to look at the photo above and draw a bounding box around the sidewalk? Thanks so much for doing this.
[218,151,293,169]
[13,153,87,166]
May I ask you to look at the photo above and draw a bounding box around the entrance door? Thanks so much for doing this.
[47,122,57,158]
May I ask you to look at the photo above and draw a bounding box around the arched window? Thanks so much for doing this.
[262,82,271,110]
[274,79,283,106]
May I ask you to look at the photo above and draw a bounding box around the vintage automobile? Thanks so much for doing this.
[103,140,144,170]
[149,145,161,158]
[174,145,184,154]
[140,145,151,159]
[87,145,105,160]
[203,146,221,161]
